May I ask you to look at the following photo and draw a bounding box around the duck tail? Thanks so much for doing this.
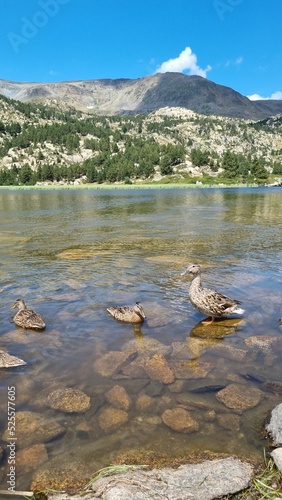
[234,307,245,315]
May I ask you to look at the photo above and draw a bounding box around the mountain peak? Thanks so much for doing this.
[0,73,282,119]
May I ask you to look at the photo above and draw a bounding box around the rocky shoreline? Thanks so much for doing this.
[46,400,282,500]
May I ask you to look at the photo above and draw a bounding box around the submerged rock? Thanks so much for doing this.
[98,407,129,433]
[124,337,172,357]
[209,344,247,362]
[144,354,175,384]
[105,385,132,411]
[172,360,211,379]
[2,411,65,447]
[93,351,137,377]
[216,384,262,413]
[217,413,241,432]
[262,381,282,395]
[135,394,156,413]
[244,335,281,353]
[161,407,199,433]
[16,443,48,472]
[46,387,91,413]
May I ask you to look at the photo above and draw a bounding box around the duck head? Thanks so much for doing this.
[181,263,201,277]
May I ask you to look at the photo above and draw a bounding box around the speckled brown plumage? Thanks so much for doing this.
[107,302,146,323]
[181,263,244,324]
[12,298,46,330]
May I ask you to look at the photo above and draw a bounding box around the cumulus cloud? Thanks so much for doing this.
[156,46,212,78]
[248,91,282,101]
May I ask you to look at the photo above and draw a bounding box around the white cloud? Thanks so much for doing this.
[156,46,211,78]
[248,91,282,101]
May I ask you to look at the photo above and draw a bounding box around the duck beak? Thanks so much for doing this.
[180,268,189,276]
[11,303,17,309]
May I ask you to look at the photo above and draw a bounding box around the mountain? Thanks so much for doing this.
[1,73,282,120]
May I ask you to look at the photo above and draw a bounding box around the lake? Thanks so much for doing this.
[0,186,282,492]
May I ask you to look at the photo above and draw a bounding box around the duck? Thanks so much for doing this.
[12,298,46,330]
[181,263,244,325]
[107,302,146,323]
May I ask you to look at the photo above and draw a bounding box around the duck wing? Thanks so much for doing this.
[18,310,45,329]
[200,287,241,315]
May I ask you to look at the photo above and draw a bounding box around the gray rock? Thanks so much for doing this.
[266,403,282,446]
[89,457,253,500]
[271,448,282,474]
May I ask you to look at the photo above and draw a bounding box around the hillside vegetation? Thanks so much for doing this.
[0,94,282,186]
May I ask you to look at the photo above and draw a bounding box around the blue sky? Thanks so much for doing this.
[0,0,281,100]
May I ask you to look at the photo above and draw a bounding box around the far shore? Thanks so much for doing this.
[0,181,261,191]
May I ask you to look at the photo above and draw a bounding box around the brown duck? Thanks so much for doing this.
[181,263,244,325]
[107,302,146,323]
[12,298,46,330]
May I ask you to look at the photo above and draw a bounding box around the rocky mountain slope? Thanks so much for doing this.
[1,73,282,120]
[1,92,281,184]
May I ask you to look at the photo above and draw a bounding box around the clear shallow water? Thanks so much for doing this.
[0,187,282,491]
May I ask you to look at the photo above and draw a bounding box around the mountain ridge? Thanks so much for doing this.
[1,73,282,119]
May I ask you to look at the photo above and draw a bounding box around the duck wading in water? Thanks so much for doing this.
[12,298,46,330]
[107,302,146,324]
[181,263,244,325]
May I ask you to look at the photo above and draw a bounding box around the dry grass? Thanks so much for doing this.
[226,455,282,500]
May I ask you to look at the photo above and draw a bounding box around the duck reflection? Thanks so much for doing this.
[190,317,245,340]
[132,324,145,340]
[184,318,245,370]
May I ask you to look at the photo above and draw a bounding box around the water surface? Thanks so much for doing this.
[0,187,282,491]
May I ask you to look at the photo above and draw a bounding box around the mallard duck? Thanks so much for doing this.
[0,349,26,368]
[181,263,244,325]
[107,302,146,323]
[12,298,46,330]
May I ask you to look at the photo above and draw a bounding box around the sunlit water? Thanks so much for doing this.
[0,187,282,491]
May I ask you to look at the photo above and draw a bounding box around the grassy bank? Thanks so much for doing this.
[0,181,261,191]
